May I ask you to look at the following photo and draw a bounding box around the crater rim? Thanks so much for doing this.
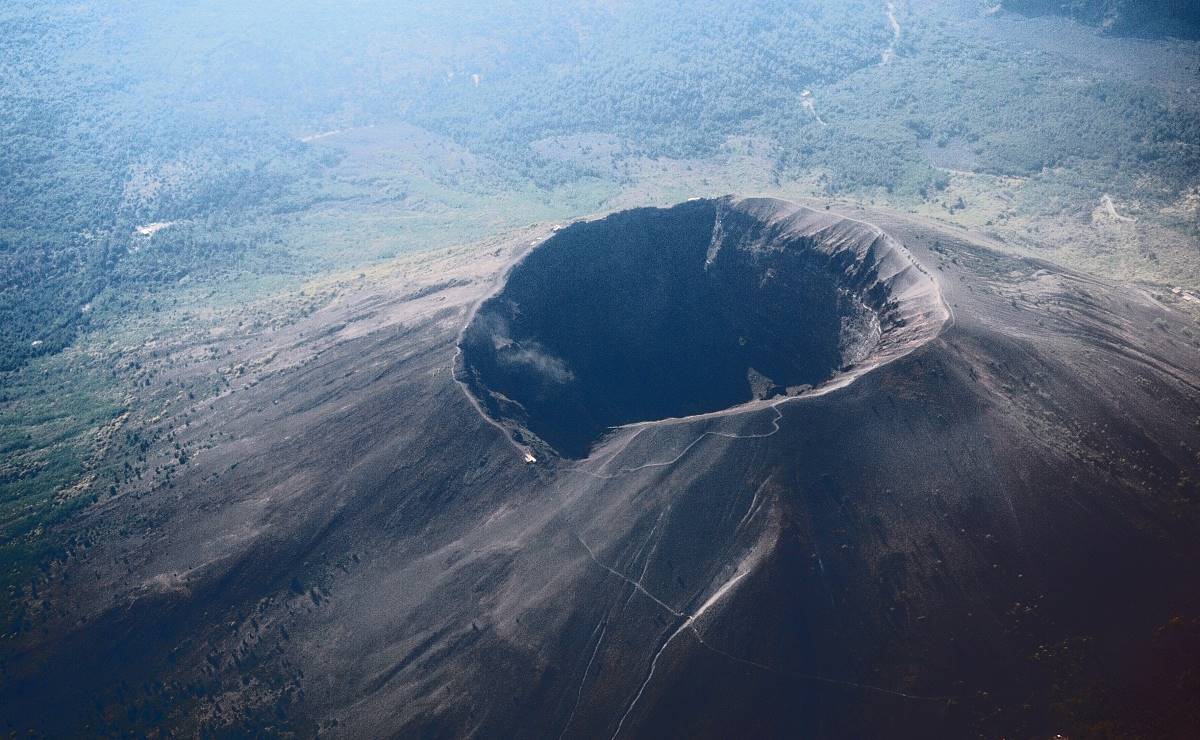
[456,195,950,460]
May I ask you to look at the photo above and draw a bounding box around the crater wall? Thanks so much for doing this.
[459,196,946,457]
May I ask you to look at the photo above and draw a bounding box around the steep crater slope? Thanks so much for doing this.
[459,197,946,457]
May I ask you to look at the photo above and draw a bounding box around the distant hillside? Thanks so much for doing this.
[0,0,889,372]
[2,0,1198,372]
[1006,0,1200,37]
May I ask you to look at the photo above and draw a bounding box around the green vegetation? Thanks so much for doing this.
[4,2,1198,369]
[0,343,125,617]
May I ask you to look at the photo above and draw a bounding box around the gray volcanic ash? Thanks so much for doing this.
[4,198,1199,738]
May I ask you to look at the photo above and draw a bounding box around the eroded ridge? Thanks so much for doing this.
[458,196,947,458]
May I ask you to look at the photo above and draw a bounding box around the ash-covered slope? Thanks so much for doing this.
[3,199,1199,738]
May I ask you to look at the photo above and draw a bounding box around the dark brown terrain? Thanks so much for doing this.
[3,197,1199,737]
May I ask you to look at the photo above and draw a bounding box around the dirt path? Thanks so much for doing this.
[801,90,827,126]
[882,1,900,64]
[1102,193,1136,222]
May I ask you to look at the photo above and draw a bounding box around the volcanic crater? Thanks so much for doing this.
[459,196,948,458]
[10,193,1200,739]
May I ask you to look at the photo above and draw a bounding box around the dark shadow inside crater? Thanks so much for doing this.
[459,197,921,458]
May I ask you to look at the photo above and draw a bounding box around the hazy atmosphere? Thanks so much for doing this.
[2,1,1199,736]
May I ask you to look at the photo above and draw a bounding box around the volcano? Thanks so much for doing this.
[4,198,1199,738]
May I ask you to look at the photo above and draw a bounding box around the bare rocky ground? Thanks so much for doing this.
[2,198,1198,737]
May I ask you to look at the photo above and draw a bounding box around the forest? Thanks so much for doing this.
[4,0,1198,372]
